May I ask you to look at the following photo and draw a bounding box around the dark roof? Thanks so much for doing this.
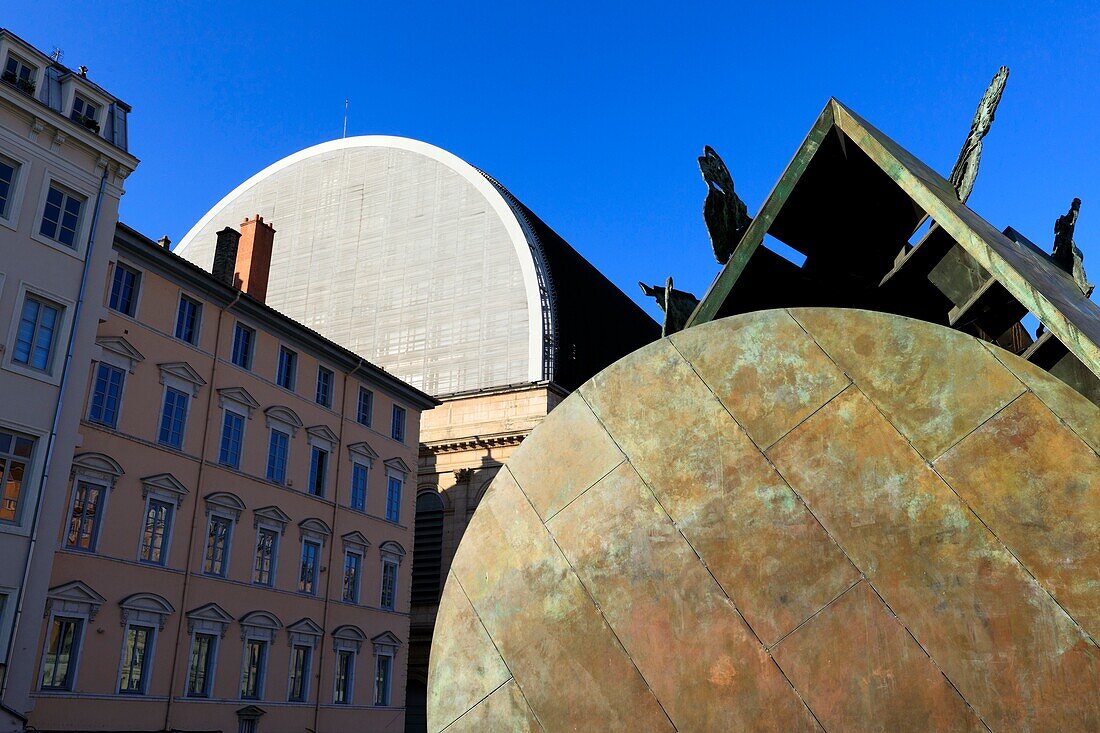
[483,175,661,391]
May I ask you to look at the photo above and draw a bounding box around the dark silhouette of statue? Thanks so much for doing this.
[698,146,751,264]
[1052,198,1094,297]
[639,277,699,337]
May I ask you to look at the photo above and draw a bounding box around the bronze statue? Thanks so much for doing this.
[639,277,699,337]
[699,146,751,264]
[949,66,1009,203]
[1052,198,1093,297]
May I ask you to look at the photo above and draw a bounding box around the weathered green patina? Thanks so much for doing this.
[427,309,1100,732]
[686,100,1100,394]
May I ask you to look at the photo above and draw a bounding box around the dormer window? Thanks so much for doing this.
[70,94,100,133]
[2,53,37,95]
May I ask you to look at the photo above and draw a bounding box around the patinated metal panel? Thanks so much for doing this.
[771,581,985,732]
[582,337,859,645]
[934,393,1100,634]
[548,461,819,731]
[768,386,1098,730]
[448,467,675,732]
[428,309,1100,732]
[789,308,1025,459]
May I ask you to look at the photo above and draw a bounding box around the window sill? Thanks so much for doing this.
[30,229,86,261]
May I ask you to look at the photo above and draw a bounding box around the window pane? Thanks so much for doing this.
[14,296,61,371]
[343,552,361,603]
[277,348,297,390]
[315,367,333,407]
[386,476,402,523]
[140,499,173,564]
[266,430,288,484]
[158,387,188,449]
[118,625,153,693]
[0,430,34,523]
[88,363,125,427]
[357,387,373,426]
[381,559,398,610]
[175,296,201,344]
[232,324,254,369]
[0,156,16,219]
[187,633,216,697]
[41,617,82,690]
[335,650,354,704]
[350,463,368,511]
[288,645,311,702]
[240,639,267,699]
[308,447,327,497]
[391,405,406,442]
[299,541,319,594]
[66,481,103,551]
[204,516,231,576]
[108,265,140,316]
[253,528,277,586]
[374,654,391,706]
[219,411,244,468]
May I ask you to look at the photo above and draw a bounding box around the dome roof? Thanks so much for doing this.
[176,136,551,396]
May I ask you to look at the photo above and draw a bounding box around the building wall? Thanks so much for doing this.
[0,30,136,725]
[26,238,426,733]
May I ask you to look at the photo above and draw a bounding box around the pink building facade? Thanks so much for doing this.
[28,221,436,732]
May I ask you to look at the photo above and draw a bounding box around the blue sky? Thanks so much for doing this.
[6,2,1098,320]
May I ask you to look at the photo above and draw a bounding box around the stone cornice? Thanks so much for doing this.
[419,430,528,456]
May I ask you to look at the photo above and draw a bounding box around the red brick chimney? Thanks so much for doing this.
[235,215,275,302]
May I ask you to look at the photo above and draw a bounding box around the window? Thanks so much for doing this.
[288,644,311,703]
[343,551,362,603]
[335,650,355,705]
[70,94,100,131]
[14,294,62,371]
[0,430,34,523]
[357,387,373,426]
[232,323,255,370]
[380,558,399,611]
[308,446,328,497]
[39,183,83,248]
[266,429,289,484]
[240,638,268,700]
[253,527,278,586]
[219,410,245,469]
[385,475,402,523]
[41,616,83,690]
[158,387,189,449]
[88,363,125,427]
[315,366,333,408]
[277,347,297,391]
[175,295,201,345]
[66,480,105,551]
[3,54,36,93]
[140,499,173,565]
[412,492,445,606]
[373,652,391,706]
[186,633,217,697]
[204,515,233,577]
[0,154,18,220]
[118,624,153,694]
[108,264,140,316]
[350,462,368,512]
[390,405,406,442]
[299,540,320,595]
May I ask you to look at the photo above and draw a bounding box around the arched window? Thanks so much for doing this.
[411,491,444,606]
